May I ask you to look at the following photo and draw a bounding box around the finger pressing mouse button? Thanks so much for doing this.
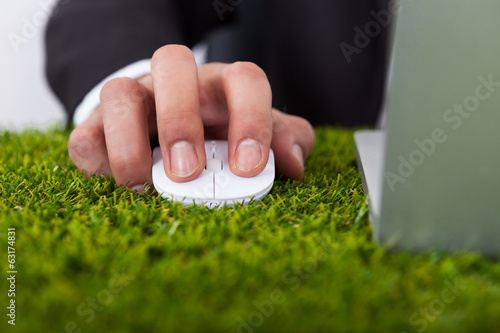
[206,158,223,171]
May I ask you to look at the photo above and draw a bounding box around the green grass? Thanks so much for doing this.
[0,127,499,333]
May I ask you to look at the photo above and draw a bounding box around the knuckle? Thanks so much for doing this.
[110,154,148,185]
[223,61,267,81]
[68,126,104,158]
[152,44,193,67]
[157,110,199,131]
[292,116,316,150]
[301,118,316,142]
[100,77,143,105]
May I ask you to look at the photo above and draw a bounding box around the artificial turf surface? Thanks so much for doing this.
[0,127,499,333]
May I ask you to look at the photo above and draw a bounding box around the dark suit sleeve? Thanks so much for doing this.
[45,0,230,119]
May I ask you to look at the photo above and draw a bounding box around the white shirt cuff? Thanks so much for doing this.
[73,59,152,126]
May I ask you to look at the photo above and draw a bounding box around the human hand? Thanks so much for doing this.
[68,45,315,191]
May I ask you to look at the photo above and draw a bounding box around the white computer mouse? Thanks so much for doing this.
[152,140,275,207]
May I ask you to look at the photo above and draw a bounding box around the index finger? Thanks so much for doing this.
[151,45,206,182]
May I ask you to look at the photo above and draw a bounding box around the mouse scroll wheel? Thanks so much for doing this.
[206,158,223,171]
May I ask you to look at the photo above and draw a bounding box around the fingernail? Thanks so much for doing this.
[170,141,199,177]
[235,138,263,172]
[292,144,304,165]
[130,184,147,193]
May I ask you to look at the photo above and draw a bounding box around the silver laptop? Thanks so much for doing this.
[355,0,500,257]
